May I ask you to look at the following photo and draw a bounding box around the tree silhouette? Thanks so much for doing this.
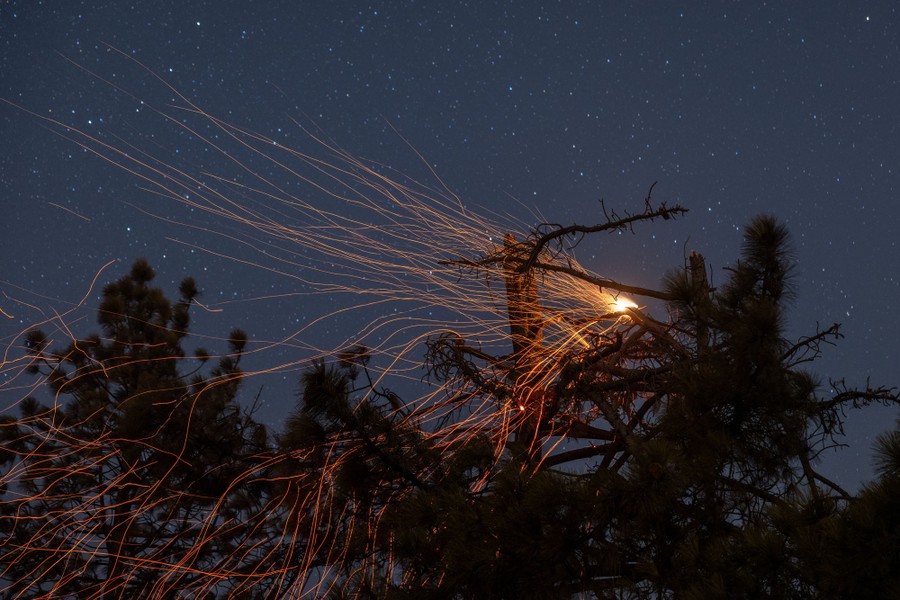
[0,259,270,598]
[278,209,900,598]
[9,56,896,594]
[2,212,898,599]
[783,418,900,598]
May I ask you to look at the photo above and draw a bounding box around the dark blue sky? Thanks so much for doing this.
[2,1,898,489]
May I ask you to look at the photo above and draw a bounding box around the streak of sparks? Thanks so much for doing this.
[0,53,686,598]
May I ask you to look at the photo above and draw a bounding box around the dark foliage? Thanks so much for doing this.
[279,212,899,599]
[0,260,271,598]
[3,212,898,599]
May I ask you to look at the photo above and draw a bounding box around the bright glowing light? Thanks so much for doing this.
[612,296,638,312]
[0,54,689,598]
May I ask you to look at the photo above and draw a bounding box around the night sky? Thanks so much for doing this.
[2,1,898,490]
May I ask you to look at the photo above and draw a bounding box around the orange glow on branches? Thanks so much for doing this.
[0,54,689,597]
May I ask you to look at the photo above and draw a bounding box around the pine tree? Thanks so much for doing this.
[3,212,897,598]
[789,420,900,598]
[281,210,899,598]
[0,259,270,598]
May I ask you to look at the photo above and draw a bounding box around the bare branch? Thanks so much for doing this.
[782,323,842,366]
[531,260,677,301]
[519,194,688,273]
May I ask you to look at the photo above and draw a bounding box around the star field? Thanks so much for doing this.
[2,1,899,489]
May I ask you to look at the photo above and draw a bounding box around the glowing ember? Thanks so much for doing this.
[612,296,638,312]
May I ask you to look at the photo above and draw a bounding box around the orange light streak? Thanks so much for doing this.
[0,53,685,598]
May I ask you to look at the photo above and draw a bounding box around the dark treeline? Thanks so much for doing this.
[2,208,899,599]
